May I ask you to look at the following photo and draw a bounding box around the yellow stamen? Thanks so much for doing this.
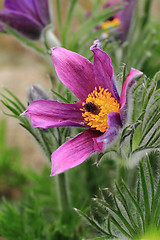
[101,17,121,30]
[81,87,119,133]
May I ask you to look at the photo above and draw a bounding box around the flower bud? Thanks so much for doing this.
[27,84,49,103]
[0,0,51,40]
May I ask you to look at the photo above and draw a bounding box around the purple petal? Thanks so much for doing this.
[21,100,85,128]
[93,137,104,152]
[90,40,119,101]
[4,0,40,21]
[4,0,50,27]
[5,0,34,12]
[120,68,143,109]
[51,130,103,176]
[120,68,143,124]
[96,112,122,148]
[0,10,43,39]
[52,47,97,102]
[119,0,136,42]
[33,0,50,26]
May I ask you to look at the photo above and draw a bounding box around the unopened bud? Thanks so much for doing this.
[27,84,49,103]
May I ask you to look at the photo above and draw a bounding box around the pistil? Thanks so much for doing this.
[81,87,120,133]
[84,102,100,115]
[101,17,121,31]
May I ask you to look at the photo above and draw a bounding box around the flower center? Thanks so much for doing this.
[81,87,120,133]
[101,17,121,31]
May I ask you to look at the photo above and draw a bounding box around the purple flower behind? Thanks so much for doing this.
[0,0,51,40]
[119,0,136,42]
[102,0,137,42]
[22,40,142,176]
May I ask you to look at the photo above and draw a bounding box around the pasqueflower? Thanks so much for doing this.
[22,40,142,176]
[102,0,136,42]
[0,0,50,40]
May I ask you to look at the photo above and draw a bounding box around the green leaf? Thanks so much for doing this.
[151,178,160,220]
[143,80,157,113]
[56,0,63,37]
[77,157,160,239]
[146,155,155,212]
[90,0,101,17]
[51,89,70,103]
[140,111,160,145]
[154,201,160,226]
[94,198,118,216]
[115,183,138,231]
[136,178,143,232]
[114,196,135,236]
[2,112,19,119]
[62,0,78,47]
[122,180,145,232]
[146,126,160,146]
[89,237,112,240]
[110,216,132,238]
[136,179,141,204]
[148,129,160,147]
[153,71,160,83]
[141,0,152,27]
[139,160,150,226]
[74,208,114,238]
[3,87,26,111]
[1,100,20,116]
[122,64,127,84]
[107,215,112,236]
[95,196,135,237]
[0,92,22,114]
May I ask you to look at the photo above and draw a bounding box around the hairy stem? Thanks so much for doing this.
[56,172,71,218]
[56,128,71,221]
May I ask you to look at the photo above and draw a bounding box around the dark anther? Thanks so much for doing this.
[84,102,100,115]
[107,16,114,21]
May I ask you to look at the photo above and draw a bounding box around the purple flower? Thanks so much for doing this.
[102,0,136,42]
[22,40,142,176]
[0,0,51,40]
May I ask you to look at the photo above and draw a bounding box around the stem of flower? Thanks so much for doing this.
[43,24,61,50]
[56,128,71,222]
[34,126,71,220]
[56,172,71,221]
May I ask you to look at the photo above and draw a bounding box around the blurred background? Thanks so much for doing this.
[0,0,160,172]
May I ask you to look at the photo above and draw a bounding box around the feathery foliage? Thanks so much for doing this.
[76,155,160,239]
